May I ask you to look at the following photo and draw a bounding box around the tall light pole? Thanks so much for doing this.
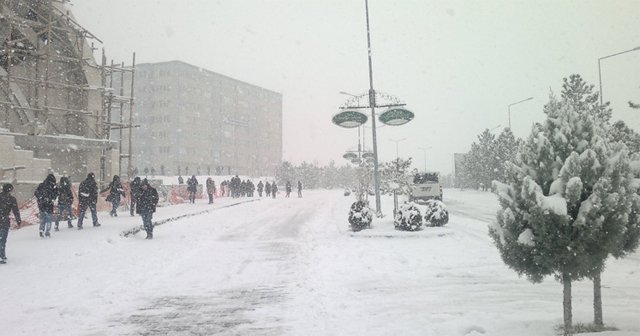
[418,146,431,172]
[389,138,406,160]
[598,46,640,105]
[508,97,533,129]
[363,0,384,216]
[333,0,414,217]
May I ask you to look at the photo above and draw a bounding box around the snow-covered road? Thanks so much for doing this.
[2,189,639,335]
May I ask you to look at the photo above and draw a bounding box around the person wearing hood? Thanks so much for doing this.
[102,175,125,217]
[55,176,74,230]
[257,180,264,197]
[137,179,159,239]
[206,177,216,204]
[187,175,198,204]
[77,173,99,229]
[130,176,141,216]
[34,174,59,237]
[0,183,21,264]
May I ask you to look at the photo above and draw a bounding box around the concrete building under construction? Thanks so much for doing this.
[0,0,135,194]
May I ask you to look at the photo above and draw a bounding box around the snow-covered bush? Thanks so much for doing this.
[423,200,449,227]
[394,202,422,231]
[348,201,372,232]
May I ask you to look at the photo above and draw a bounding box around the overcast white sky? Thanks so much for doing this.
[70,0,640,175]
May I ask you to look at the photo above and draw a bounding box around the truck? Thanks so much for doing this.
[408,172,442,202]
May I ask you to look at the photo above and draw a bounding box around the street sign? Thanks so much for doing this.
[343,152,358,160]
[361,151,374,159]
[378,108,414,126]
[332,110,368,128]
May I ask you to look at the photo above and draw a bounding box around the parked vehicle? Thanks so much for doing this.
[408,172,443,202]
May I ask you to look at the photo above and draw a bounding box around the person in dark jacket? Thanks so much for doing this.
[77,173,99,229]
[102,175,125,216]
[130,176,141,216]
[265,181,271,198]
[271,182,278,198]
[285,181,292,198]
[187,175,198,204]
[55,176,74,230]
[137,179,159,239]
[257,180,264,197]
[0,183,21,264]
[35,174,58,238]
[297,181,303,198]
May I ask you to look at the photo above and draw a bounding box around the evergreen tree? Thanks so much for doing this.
[465,129,498,190]
[494,128,520,183]
[608,120,640,154]
[491,84,640,333]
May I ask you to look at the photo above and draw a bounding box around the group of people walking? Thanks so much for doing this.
[0,173,161,264]
[1,173,305,265]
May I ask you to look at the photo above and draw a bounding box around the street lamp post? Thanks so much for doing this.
[508,97,534,129]
[598,46,640,105]
[418,146,432,172]
[333,0,414,217]
[389,138,406,160]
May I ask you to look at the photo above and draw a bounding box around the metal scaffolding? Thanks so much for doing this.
[0,0,136,183]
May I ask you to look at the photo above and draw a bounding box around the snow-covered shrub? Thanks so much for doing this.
[348,201,372,232]
[423,200,449,227]
[394,202,422,231]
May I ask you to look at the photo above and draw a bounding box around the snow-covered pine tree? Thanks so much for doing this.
[608,120,640,154]
[490,87,640,334]
[560,74,640,328]
[493,128,520,183]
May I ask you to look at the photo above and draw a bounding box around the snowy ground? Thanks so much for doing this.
[2,189,639,335]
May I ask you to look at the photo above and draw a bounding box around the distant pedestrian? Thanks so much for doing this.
[130,176,141,216]
[206,177,216,204]
[103,175,125,217]
[55,176,74,230]
[0,183,21,264]
[35,174,58,238]
[137,179,159,239]
[265,181,271,198]
[271,182,278,198]
[187,175,198,203]
[285,181,292,198]
[77,173,99,229]
[178,175,184,184]
[297,181,303,198]
[257,181,264,197]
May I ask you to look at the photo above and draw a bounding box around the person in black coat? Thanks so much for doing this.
[102,175,125,217]
[0,183,21,264]
[77,172,99,229]
[297,181,303,198]
[285,181,292,198]
[265,181,271,198]
[35,174,58,237]
[187,175,198,204]
[55,176,74,230]
[257,181,264,197]
[271,182,278,198]
[130,176,141,216]
[137,179,159,239]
